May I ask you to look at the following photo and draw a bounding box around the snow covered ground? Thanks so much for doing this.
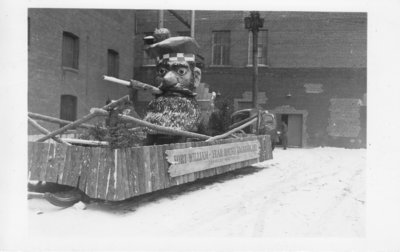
[23,147,367,248]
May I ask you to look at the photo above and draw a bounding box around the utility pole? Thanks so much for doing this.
[158,10,164,28]
[191,10,195,38]
[244,12,264,108]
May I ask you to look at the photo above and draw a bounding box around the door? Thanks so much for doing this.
[287,114,303,147]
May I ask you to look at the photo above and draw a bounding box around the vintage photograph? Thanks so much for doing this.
[6,2,400,250]
[26,7,367,237]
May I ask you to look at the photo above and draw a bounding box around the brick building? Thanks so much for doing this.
[133,10,367,148]
[28,9,136,134]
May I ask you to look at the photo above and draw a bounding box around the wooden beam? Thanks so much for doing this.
[205,117,258,142]
[227,114,258,131]
[61,138,109,146]
[36,113,99,142]
[28,112,96,129]
[36,95,131,142]
[91,108,211,140]
[102,95,131,110]
[28,117,71,145]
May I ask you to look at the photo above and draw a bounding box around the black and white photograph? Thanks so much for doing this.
[1,0,400,251]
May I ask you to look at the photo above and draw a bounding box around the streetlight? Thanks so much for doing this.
[244,11,264,108]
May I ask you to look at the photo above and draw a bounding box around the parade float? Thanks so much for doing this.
[28,29,274,207]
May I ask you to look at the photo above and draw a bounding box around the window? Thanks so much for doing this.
[212,31,230,66]
[107,49,119,77]
[60,95,77,124]
[142,32,156,66]
[248,30,268,66]
[62,32,79,69]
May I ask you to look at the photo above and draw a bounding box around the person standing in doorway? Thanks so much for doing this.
[281,121,288,150]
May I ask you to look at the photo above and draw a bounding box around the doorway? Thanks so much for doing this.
[277,113,303,147]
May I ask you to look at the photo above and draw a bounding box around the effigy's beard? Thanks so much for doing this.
[144,96,201,133]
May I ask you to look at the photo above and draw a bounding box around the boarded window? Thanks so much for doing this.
[107,49,119,77]
[248,30,268,66]
[62,32,79,69]
[60,95,77,124]
[212,31,230,65]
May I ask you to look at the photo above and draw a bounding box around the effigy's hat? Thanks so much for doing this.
[146,36,200,64]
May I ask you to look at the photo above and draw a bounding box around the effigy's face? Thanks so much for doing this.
[155,60,200,93]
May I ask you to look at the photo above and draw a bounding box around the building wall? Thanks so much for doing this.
[28,9,136,133]
[133,10,367,148]
[134,11,366,68]
[203,67,366,147]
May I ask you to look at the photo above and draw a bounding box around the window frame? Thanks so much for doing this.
[247,29,268,67]
[211,30,231,66]
[62,31,79,70]
[107,49,120,77]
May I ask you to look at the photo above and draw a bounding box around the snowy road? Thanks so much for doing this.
[27,147,366,239]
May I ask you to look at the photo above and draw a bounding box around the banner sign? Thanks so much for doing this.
[166,140,260,177]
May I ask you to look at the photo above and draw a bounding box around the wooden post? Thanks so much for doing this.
[252,27,259,108]
[245,12,264,109]
[256,110,262,134]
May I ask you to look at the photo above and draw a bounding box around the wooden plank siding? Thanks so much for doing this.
[129,147,141,197]
[142,146,152,193]
[28,135,272,201]
[77,146,91,193]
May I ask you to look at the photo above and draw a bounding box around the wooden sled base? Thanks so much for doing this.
[28,135,272,206]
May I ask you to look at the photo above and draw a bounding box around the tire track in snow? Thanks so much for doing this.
[251,148,365,236]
